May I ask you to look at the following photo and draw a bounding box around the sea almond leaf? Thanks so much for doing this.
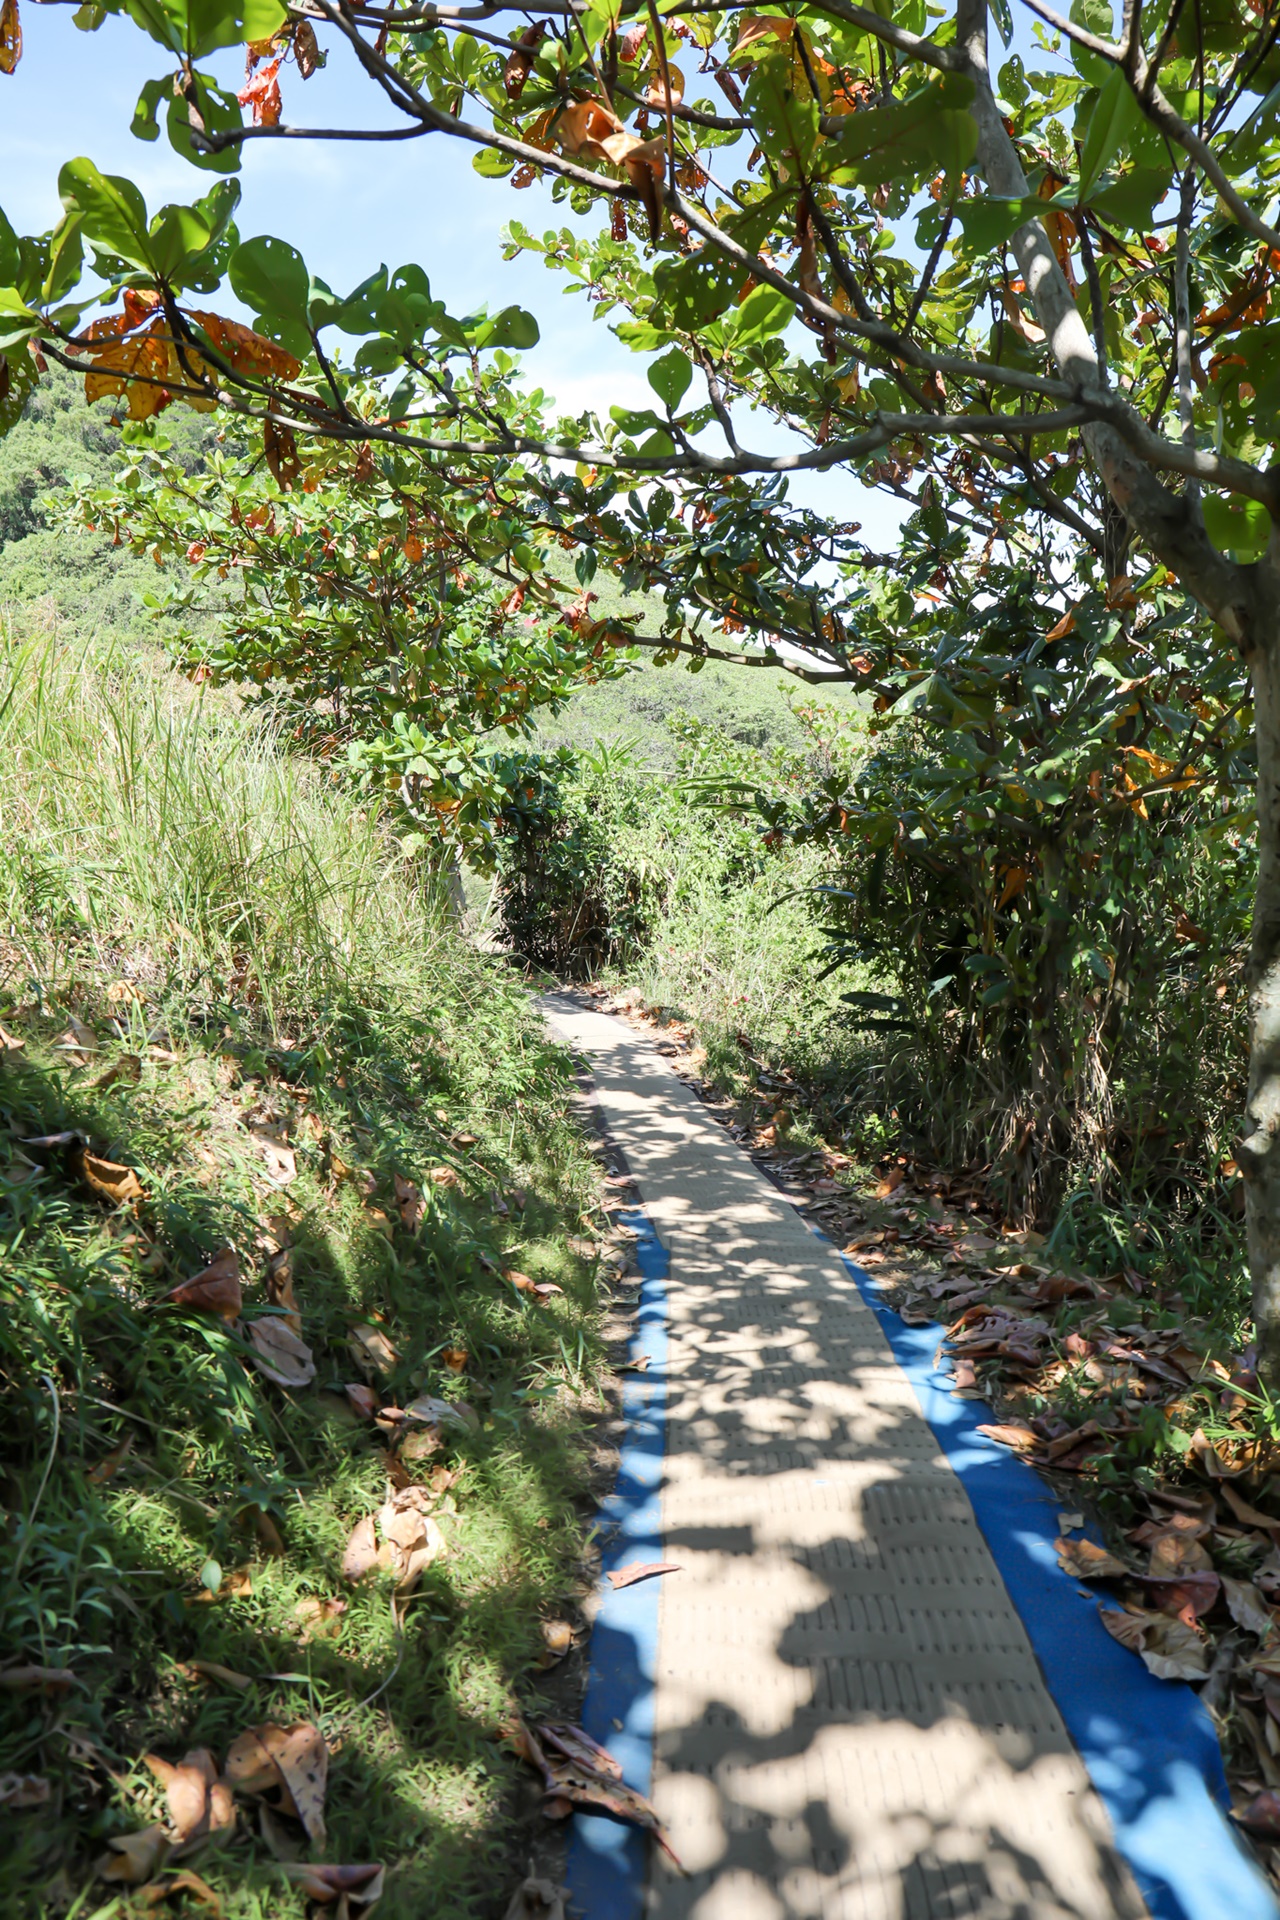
[1055,1535,1127,1580]
[606,1562,681,1591]
[81,1149,145,1204]
[341,1515,380,1583]
[164,1249,242,1322]
[246,1317,316,1389]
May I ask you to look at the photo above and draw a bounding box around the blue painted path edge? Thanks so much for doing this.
[565,1206,668,1920]
[821,1229,1277,1920]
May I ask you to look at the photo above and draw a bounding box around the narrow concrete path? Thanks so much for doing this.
[543,993,1147,1920]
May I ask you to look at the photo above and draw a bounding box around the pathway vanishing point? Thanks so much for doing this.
[540,992,1277,1920]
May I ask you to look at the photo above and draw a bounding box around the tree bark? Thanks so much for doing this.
[1241,605,1280,1378]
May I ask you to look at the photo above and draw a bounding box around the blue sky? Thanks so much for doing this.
[0,4,903,539]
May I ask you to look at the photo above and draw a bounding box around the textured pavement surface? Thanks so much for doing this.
[542,992,1146,1920]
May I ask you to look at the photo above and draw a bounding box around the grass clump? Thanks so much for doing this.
[0,624,609,1919]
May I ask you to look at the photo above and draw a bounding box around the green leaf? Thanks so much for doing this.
[648,348,693,410]
[471,305,540,350]
[1202,491,1271,561]
[829,75,977,186]
[230,234,312,352]
[165,73,243,175]
[117,0,285,58]
[199,1557,222,1594]
[132,76,168,142]
[1068,0,1114,85]
[473,148,516,180]
[732,282,794,348]
[989,0,1013,47]
[0,209,19,286]
[1078,65,1145,200]
[954,193,1050,252]
[59,159,153,271]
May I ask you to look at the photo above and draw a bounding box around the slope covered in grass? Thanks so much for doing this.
[0,624,609,1919]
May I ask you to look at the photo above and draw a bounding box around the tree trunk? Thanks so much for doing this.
[1242,612,1280,1381]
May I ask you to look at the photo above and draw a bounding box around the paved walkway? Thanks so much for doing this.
[543,994,1147,1920]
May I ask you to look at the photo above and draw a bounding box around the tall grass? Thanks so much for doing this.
[0,616,608,1920]
[1,614,450,1017]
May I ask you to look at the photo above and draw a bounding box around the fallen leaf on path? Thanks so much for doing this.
[1146,1531,1214,1577]
[1057,1512,1085,1534]
[566,1238,597,1259]
[428,1165,460,1189]
[405,1394,477,1431]
[0,1773,48,1808]
[224,1721,327,1846]
[1138,1569,1221,1622]
[182,1660,252,1692]
[81,1149,145,1204]
[283,1863,385,1907]
[1224,1575,1274,1637]
[349,1325,399,1376]
[341,1515,380,1583]
[532,1720,681,1865]
[248,1122,296,1186]
[143,1747,234,1846]
[621,1354,651,1374]
[505,1270,565,1303]
[55,1015,98,1060]
[88,1434,135,1483]
[503,1876,566,1920]
[97,1826,170,1884]
[93,1052,142,1092]
[264,1248,301,1332]
[246,1317,316,1388]
[293,1596,347,1644]
[976,1423,1042,1456]
[344,1383,379,1419]
[0,1025,25,1050]
[606,1562,681,1591]
[0,1665,78,1694]
[1221,1482,1280,1532]
[377,1489,447,1589]
[164,1249,242,1321]
[393,1173,423,1231]
[1099,1603,1208,1679]
[135,1868,224,1912]
[1055,1536,1127,1580]
[537,1620,574,1668]
[874,1167,905,1197]
[1188,1426,1245,1478]
[1233,1790,1280,1838]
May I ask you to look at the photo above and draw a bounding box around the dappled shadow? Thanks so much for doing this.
[543,993,1270,1920]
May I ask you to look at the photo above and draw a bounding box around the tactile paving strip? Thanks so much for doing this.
[543,993,1146,1920]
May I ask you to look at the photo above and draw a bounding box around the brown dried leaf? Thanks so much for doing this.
[81,1149,145,1204]
[284,1863,385,1907]
[265,1248,301,1332]
[87,1434,135,1484]
[293,1596,347,1644]
[1234,1789,1280,1838]
[0,1772,49,1808]
[224,1722,327,1846]
[1224,1574,1274,1637]
[606,1562,681,1591]
[138,1868,225,1912]
[442,1346,468,1374]
[164,1249,242,1322]
[1055,1536,1127,1580]
[187,312,301,382]
[92,1052,143,1092]
[344,1383,379,1419]
[341,1515,380,1583]
[975,1422,1043,1456]
[98,1826,170,1885]
[393,1172,424,1231]
[349,1324,399,1376]
[246,1316,316,1388]
[503,1878,566,1920]
[1221,1481,1280,1532]
[0,1665,78,1694]
[263,419,301,489]
[1146,1530,1214,1577]
[0,1024,24,1050]
[182,1659,252,1692]
[428,1165,460,1189]
[0,0,21,75]
[1140,1613,1209,1681]
[144,1747,228,1845]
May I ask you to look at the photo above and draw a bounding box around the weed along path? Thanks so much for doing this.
[539,991,1277,1920]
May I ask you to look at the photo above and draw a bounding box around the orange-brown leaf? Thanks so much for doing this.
[0,0,21,75]
[164,1248,243,1322]
[186,311,302,382]
[294,18,321,77]
[237,57,282,126]
[264,419,302,489]
[80,1149,146,1204]
[83,321,173,421]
